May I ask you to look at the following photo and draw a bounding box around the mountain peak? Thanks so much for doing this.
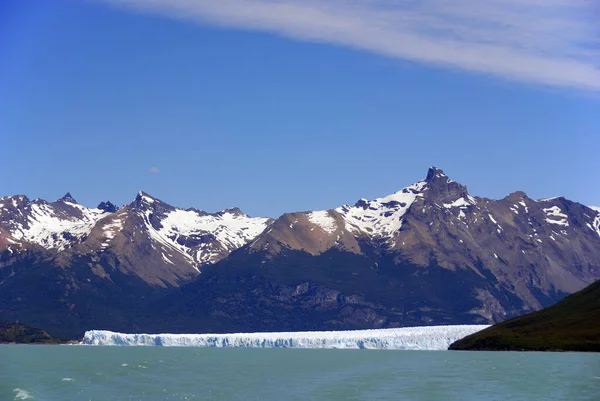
[136,191,157,202]
[97,201,119,213]
[132,191,159,210]
[424,166,455,186]
[58,192,77,203]
[505,191,528,201]
[1,195,30,208]
[219,207,245,216]
[426,166,447,181]
[132,191,174,215]
[423,167,468,199]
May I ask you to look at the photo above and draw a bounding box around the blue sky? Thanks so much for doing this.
[1,0,599,217]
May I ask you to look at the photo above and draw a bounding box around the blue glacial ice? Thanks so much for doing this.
[81,325,488,350]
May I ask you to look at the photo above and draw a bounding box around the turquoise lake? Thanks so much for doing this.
[1,345,599,400]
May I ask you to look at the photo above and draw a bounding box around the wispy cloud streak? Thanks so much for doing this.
[97,0,600,90]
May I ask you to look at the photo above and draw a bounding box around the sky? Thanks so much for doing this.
[1,0,599,218]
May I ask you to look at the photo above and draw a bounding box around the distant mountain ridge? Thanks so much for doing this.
[153,167,600,335]
[1,167,599,338]
[246,167,600,300]
[0,191,272,336]
[0,191,272,277]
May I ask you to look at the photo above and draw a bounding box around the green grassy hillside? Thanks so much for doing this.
[450,280,600,351]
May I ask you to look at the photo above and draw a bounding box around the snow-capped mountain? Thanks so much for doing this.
[160,167,600,335]
[0,190,273,337]
[249,167,600,289]
[1,167,599,338]
[0,191,272,276]
[125,191,273,268]
[0,193,109,252]
[58,191,274,284]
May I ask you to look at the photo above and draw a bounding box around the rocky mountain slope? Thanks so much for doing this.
[0,192,272,336]
[449,279,600,351]
[154,167,600,335]
[1,167,599,338]
[0,192,272,273]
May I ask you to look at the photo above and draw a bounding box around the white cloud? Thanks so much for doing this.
[149,167,160,174]
[97,0,600,90]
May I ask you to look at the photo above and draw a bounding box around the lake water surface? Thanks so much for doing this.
[1,345,599,400]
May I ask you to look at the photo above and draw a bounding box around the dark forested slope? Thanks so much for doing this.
[449,279,600,351]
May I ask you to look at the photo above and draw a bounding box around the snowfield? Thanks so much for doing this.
[81,325,489,350]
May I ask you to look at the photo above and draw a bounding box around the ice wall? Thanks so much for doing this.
[81,325,488,350]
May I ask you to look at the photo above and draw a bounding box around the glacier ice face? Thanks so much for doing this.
[81,325,489,350]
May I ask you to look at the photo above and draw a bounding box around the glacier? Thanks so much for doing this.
[81,325,488,350]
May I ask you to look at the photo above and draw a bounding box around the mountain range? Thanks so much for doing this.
[1,167,599,338]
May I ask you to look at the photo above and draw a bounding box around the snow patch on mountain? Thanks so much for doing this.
[138,191,155,204]
[161,252,175,265]
[335,181,427,237]
[139,208,197,266]
[307,211,337,234]
[9,201,106,251]
[161,210,270,250]
[538,196,563,202]
[589,207,600,237]
[161,209,270,251]
[81,325,489,350]
[101,216,125,248]
[543,206,569,227]
[443,198,474,209]
[141,208,272,266]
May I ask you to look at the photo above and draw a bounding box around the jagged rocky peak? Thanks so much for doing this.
[58,192,77,204]
[505,191,528,201]
[131,191,176,231]
[353,198,371,209]
[423,166,468,200]
[218,207,245,217]
[0,195,30,210]
[426,166,447,181]
[97,201,119,213]
[135,190,154,203]
[133,191,166,209]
